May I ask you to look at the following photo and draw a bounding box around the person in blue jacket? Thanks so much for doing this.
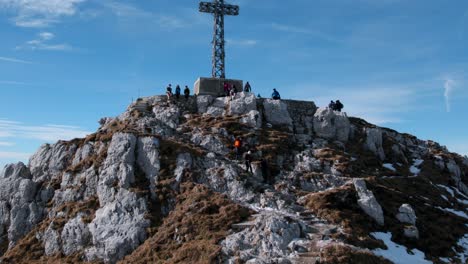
[272,88,281,100]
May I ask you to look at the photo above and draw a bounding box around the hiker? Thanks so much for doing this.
[166,84,173,102]
[335,100,344,112]
[184,85,190,100]
[175,85,181,100]
[230,86,236,101]
[328,100,336,110]
[234,137,242,160]
[272,88,281,100]
[260,158,270,184]
[224,82,230,96]
[244,151,253,173]
[244,82,251,93]
[257,93,261,98]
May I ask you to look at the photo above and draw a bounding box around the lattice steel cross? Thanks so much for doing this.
[199,0,239,79]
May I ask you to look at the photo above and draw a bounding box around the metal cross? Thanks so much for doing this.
[199,0,239,79]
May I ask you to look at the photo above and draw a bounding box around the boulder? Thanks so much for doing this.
[61,215,92,256]
[263,99,293,129]
[353,179,384,225]
[403,225,419,239]
[136,137,160,200]
[228,92,257,115]
[152,105,180,129]
[240,110,262,129]
[313,108,350,142]
[396,204,417,225]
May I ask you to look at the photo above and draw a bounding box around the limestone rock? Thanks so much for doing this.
[228,92,257,115]
[240,110,262,129]
[313,108,350,142]
[263,99,293,129]
[197,95,214,113]
[85,190,149,263]
[29,142,76,182]
[152,105,180,129]
[191,133,229,155]
[447,159,468,196]
[353,179,384,225]
[175,153,193,183]
[61,215,92,256]
[365,128,385,160]
[97,133,137,205]
[136,137,160,199]
[221,212,302,262]
[396,204,417,225]
[403,225,419,239]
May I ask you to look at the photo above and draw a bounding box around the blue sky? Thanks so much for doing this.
[0,0,467,169]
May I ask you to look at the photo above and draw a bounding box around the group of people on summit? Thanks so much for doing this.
[166,84,190,101]
[328,100,344,112]
[163,82,343,112]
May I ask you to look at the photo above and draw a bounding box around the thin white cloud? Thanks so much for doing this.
[271,22,341,43]
[104,1,188,30]
[226,39,258,46]
[443,77,456,113]
[0,0,87,27]
[16,32,73,51]
[0,151,31,160]
[0,56,33,64]
[0,142,14,147]
[0,119,91,142]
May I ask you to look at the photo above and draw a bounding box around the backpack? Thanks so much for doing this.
[234,140,241,148]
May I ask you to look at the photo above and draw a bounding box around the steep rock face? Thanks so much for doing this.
[313,108,350,142]
[1,94,467,264]
[0,162,46,249]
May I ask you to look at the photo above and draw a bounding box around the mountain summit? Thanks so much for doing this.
[0,92,467,264]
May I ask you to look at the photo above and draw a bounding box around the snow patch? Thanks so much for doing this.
[437,184,455,197]
[410,159,424,175]
[371,232,431,264]
[383,163,396,172]
[455,234,468,263]
[436,207,468,220]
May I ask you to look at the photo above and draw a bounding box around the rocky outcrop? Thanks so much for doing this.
[1,94,467,264]
[313,107,350,142]
[221,212,303,263]
[263,99,294,130]
[353,179,384,225]
[365,128,385,160]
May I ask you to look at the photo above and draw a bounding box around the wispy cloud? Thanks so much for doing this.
[226,39,258,46]
[0,151,31,160]
[0,0,87,27]
[0,56,33,64]
[443,77,456,112]
[104,1,189,30]
[0,142,14,147]
[271,22,341,43]
[0,119,91,142]
[16,32,73,51]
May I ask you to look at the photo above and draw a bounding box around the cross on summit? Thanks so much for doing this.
[199,0,239,79]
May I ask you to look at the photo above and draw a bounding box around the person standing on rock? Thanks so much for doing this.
[224,82,230,96]
[166,84,173,102]
[184,85,190,100]
[328,100,336,110]
[234,137,242,160]
[272,89,281,100]
[175,85,181,100]
[244,82,251,93]
[230,86,236,101]
[335,100,344,112]
[244,151,253,173]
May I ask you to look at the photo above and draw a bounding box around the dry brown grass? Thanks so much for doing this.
[303,185,385,250]
[119,182,251,264]
[318,244,393,264]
